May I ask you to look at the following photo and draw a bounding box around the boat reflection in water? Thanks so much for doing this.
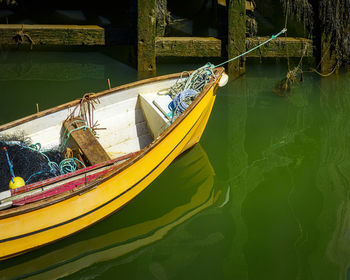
[0,144,218,280]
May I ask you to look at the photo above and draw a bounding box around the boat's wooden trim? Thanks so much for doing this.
[0,67,224,220]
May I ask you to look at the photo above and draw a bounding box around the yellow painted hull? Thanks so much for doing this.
[0,74,220,260]
[1,144,218,279]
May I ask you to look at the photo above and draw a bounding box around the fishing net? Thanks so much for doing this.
[0,134,64,192]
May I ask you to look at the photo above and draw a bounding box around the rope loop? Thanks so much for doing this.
[59,158,86,174]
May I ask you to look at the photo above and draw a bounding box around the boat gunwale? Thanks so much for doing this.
[0,67,224,219]
[0,71,194,132]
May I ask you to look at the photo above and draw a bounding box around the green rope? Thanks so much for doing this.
[59,158,86,174]
[60,119,91,150]
[214,28,287,68]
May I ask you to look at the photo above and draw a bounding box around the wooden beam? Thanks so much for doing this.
[0,24,104,46]
[155,37,222,57]
[245,37,313,57]
[63,118,110,166]
[137,0,157,74]
[155,36,312,59]
[228,0,246,78]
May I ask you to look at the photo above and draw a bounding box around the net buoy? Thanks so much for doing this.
[218,73,229,87]
[9,177,25,189]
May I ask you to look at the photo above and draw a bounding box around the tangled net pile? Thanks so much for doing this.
[167,63,216,120]
[0,134,64,192]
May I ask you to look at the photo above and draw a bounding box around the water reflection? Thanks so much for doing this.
[0,50,137,125]
[0,52,106,81]
[313,75,350,280]
[0,144,218,280]
[216,67,322,279]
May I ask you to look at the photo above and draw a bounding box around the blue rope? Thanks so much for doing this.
[2,147,15,183]
[25,171,45,184]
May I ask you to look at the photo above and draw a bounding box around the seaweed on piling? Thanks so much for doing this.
[280,0,350,68]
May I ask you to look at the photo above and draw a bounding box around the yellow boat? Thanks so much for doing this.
[0,144,219,279]
[0,66,227,260]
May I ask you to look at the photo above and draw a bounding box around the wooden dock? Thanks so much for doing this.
[137,0,314,77]
[0,24,104,46]
[0,1,334,76]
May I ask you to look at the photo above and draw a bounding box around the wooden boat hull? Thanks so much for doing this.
[0,68,224,260]
[0,144,217,279]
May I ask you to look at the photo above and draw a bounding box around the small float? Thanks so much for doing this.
[0,65,227,260]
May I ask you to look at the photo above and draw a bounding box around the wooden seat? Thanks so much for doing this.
[63,118,110,166]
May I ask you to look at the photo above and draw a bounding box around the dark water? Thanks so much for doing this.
[1,50,350,280]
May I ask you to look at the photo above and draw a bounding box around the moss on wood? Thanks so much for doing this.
[137,0,157,74]
[0,24,104,46]
[155,37,222,57]
[228,0,246,78]
[246,37,313,57]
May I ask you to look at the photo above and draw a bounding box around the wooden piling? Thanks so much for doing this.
[137,0,157,75]
[320,33,338,75]
[228,0,246,78]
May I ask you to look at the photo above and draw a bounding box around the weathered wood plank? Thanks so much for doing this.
[63,118,110,166]
[137,0,157,74]
[155,36,313,59]
[228,0,246,78]
[155,37,222,57]
[245,37,313,58]
[0,24,104,46]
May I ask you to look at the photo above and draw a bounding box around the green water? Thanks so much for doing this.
[1,50,350,280]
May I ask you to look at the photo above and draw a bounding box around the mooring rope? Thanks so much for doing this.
[214,28,287,68]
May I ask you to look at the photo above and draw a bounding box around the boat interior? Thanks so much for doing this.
[0,77,180,207]
[2,77,177,162]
